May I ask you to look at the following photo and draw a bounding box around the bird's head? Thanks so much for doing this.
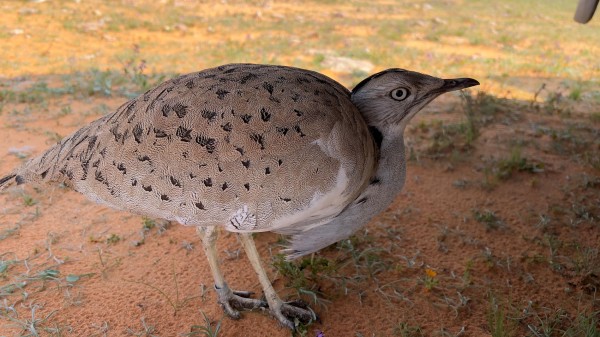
[351,69,479,130]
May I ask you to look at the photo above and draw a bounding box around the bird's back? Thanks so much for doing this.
[8,64,377,232]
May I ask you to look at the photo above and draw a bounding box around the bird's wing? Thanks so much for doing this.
[15,64,377,232]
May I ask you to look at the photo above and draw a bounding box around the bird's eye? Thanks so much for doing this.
[390,87,410,101]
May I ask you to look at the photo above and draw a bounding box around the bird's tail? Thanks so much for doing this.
[0,145,56,192]
[0,173,20,191]
[0,151,57,192]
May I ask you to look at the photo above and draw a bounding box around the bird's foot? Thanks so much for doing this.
[269,299,316,330]
[214,283,267,319]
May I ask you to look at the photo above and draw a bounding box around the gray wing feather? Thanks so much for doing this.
[282,185,385,260]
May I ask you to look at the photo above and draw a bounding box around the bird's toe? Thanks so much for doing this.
[268,300,316,330]
[215,284,267,320]
[281,300,316,324]
[231,290,255,298]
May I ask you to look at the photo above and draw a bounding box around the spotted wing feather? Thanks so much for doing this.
[12,64,377,233]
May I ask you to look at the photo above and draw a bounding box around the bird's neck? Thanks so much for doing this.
[368,127,407,212]
[284,127,408,257]
[329,126,408,233]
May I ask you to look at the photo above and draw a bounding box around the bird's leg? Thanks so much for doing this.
[197,226,266,319]
[238,232,316,329]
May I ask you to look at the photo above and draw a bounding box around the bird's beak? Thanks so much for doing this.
[412,77,479,112]
[437,78,480,94]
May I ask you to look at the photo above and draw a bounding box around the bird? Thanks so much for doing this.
[0,64,479,329]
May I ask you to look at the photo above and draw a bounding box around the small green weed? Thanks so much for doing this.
[483,147,544,188]
[525,308,569,337]
[473,209,504,231]
[487,295,516,337]
[106,234,121,245]
[568,85,583,101]
[125,317,157,337]
[4,303,58,337]
[494,147,544,180]
[412,91,515,160]
[44,131,63,143]
[182,311,221,337]
[419,268,439,291]
[127,263,199,315]
[142,217,156,230]
[119,44,167,96]
[424,120,477,159]
[272,253,336,293]
[393,322,424,337]
[538,123,599,169]
[22,194,37,207]
[562,311,600,337]
[0,225,20,241]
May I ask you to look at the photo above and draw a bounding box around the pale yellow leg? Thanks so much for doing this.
[238,232,315,329]
[197,226,225,287]
[197,226,265,319]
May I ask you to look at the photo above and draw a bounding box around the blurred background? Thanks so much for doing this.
[2,0,599,99]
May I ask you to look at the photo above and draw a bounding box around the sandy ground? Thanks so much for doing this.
[0,92,598,336]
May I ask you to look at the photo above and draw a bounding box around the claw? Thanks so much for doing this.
[284,299,310,310]
[281,301,315,321]
[269,299,316,329]
[214,283,267,319]
[231,290,255,298]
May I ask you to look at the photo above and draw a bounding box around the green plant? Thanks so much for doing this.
[420,268,439,291]
[458,91,481,144]
[0,225,20,241]
[4,303,58,337]
[568,84,583,101]
[473,209,504,231]
[526,308,569,337]
[106,234,121,245]
[487,296,516,337]
[482,146,544,190]
[393,322,424,337]
[21,194,37,207]
[271,254,336,295]
[272,254,310,290]
[89,69,114,96]
[96,248,122,279]
[563,311,600,337]
[494,147,544,181]
[182,311,221,337]
[119,44,165,96]
[126,263,199,315]
[126,317,157,337]
[142,217,156,230]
